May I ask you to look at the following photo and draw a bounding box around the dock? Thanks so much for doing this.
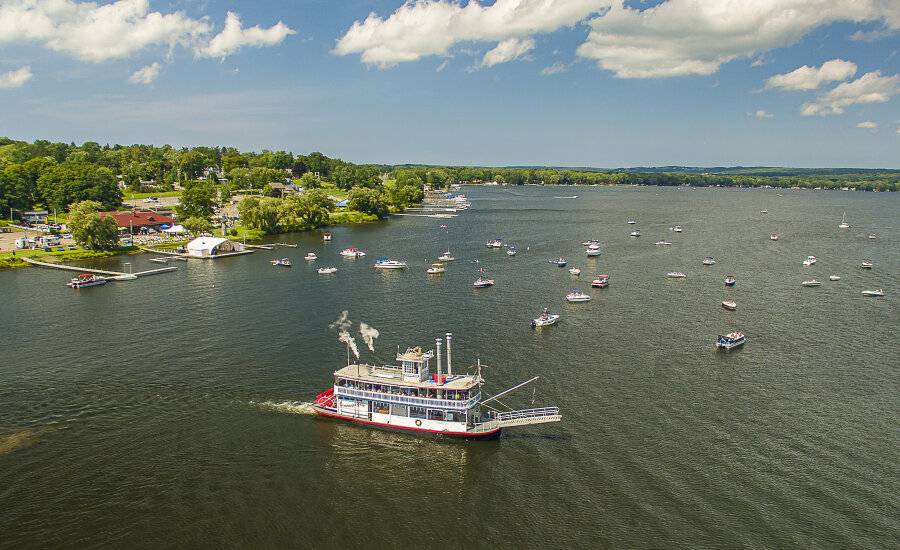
[20,257,178,280]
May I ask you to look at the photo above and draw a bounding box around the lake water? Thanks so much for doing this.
[1,185,897,548]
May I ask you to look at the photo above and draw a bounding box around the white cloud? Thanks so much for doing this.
[765,59,857,91]
[333,0,608,68]
[129,62,161,84]
[577,0,899,78]
[541,61,569,75]
[849,28,897,42]
[801,71,900,116]
[754,110,774,119]
[479,37,534,68]
[0,65,32,89]
[194,12,294,59]
[436,59,449,72]
[856,120,878,130]
[0,0,291,63]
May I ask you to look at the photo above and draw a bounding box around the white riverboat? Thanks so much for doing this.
[311,334,561,438]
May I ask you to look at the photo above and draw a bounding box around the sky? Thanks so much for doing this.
[0,0,898,168]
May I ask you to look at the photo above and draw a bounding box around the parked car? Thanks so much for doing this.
[143,196,159,203]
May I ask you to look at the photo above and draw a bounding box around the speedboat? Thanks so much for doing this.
[666,272,686,278]
[867,234,876,240]
[426,263,446,275]
[506,246,517,257]
[702,256,716,265]
[485,239,503,248]
[565,290,591,303]
[340,247,366,258]
[760,209,768,214]
[838,211,849,229]
[829,275,841,281]
[721,300,737,311]
[716,331,746,350]
[322,232,332,241]
[304,252,317,261]
[591,275,609,288]
[586,247,601,257]
[473,276,494,288]
[770,234,779,241]
[438,249,455,262]
[655,240,672,246]
[861,289,885,297]
[626,219,636,225]
[552,258,567,267]
[67,273,107,288]
[860,259,873,269]
[582,239,600,246]
[802,255,817,266]
[271,258,292,267]
[439,224,448,229]
[569,267,581,276]
[724,276,736,286]
[673,225,683,233]
[629,230,641,237]
[317,267,337,274]
[374,259,407,269]
[801,279,821,287]
[531,308,560,327]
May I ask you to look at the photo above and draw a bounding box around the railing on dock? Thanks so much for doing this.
[495,407,561,428]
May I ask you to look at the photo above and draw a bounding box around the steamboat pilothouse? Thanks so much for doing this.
[312,333,561,438]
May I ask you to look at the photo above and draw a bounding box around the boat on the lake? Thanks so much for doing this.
[702,256,716,265]
[565,290,591,302]
[630,230,641,237]
[770,233,779,241]
[868,234,876,240]
[426,263,446,275]
[586,247,601,257]
[317,266,337,274]
[724,276,736,286]
[721,300,737,311]
[803,255,817,266]
[655,240,672,246]
[838,212,850,229]
[340,247,366,258]
[271,258,292,267]
[801,279,821,287]
[666,271,686,278]
[304,252,317,261]
[569,267,581,276]
[582,239,600,246]
[760,209,768,214]
[627,219,636,225]
[591,275,609,288]
[506,246,517,257]
[311,333,561,438]
[374,258,407,269]
[861,289,885,297]
[485,239,503,248]
[829,275,841,281]
[67,273,107,288]
[438,249,455,262]
[672,225,683,233]
[531,308,560,327]
[323,232,332,241]
[473,269,494,288]
[860,259,873,269]
[716,331,746,350]
[553,258,567,267]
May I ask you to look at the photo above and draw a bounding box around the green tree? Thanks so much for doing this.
[176,180,216,220]
[181,216,212,235]
[279,189,334,230]
[37,161,121,212]
[68,200,120,250]
[238,196,281,234]
[299,172,320,188]
[348,187,390,219]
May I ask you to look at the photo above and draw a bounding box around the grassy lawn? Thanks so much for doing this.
[123,190,182,200]
[231,223,265,241]
[329,210,378,224]
[0,246,138,270]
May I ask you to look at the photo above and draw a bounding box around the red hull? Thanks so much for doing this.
[312,405,501,439]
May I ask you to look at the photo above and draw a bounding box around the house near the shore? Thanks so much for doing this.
[100,210,176,233]
[22,210,48,224]
[185,236,245,258]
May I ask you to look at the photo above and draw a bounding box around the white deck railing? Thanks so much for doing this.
[335,387,480,411]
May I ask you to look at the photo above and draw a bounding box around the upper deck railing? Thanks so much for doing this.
[335,386,480,411]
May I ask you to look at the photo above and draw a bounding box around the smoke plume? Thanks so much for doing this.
[359,322,380,352]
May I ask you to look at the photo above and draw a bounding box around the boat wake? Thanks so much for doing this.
[250,400,316,415]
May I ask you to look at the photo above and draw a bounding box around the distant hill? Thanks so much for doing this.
[501,165,900,177]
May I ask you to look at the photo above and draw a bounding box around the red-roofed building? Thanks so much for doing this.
[101,210,176,232]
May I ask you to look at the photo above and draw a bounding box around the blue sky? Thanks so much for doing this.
[0,0,898,168]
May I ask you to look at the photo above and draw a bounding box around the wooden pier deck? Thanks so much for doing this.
[20,257,178,280]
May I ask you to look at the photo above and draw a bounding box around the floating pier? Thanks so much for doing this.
[20,257,177,280]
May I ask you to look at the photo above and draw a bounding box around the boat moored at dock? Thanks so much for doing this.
[67,273,107,288]
[311,334,561,438]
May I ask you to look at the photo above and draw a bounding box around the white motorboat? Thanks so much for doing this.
[438,249,455,262]
[531,308,560,327]
[721,300,737,311]
[304,252,317,261]
[760,209,768,214]
[473,276,494,288]
[716,331,746,350]
[586,247,601,257]
[627,219,636,225]
[838,212,850,229]
[770,234,779,241]
[569,267,581,276]
[426,263,446,275]
[565,290,591,303]
[340,247,366,258]
[374,259,407,269]
[673,225,683,233]
[591,275,609,288]
[322,232,332,241]
[655,240,672,246]
[67,273,107,288]
[485,239,503,248]
[630,230,641,237]
[867,234,876,240]
[552,258,567,267]
[581,239,600,246]
[860,259,873,269]
[724,276,736,286]
[801,279,821,287]
[317,267,337,274]
[829,275,841,281]
[666,272,686,278]
[506,246,517,257]
[702,256,716,265]
[861,289,885,297]
[803,255,817,266]
[271,258,292,267]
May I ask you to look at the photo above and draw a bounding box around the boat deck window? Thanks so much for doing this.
[410,406,426,419]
